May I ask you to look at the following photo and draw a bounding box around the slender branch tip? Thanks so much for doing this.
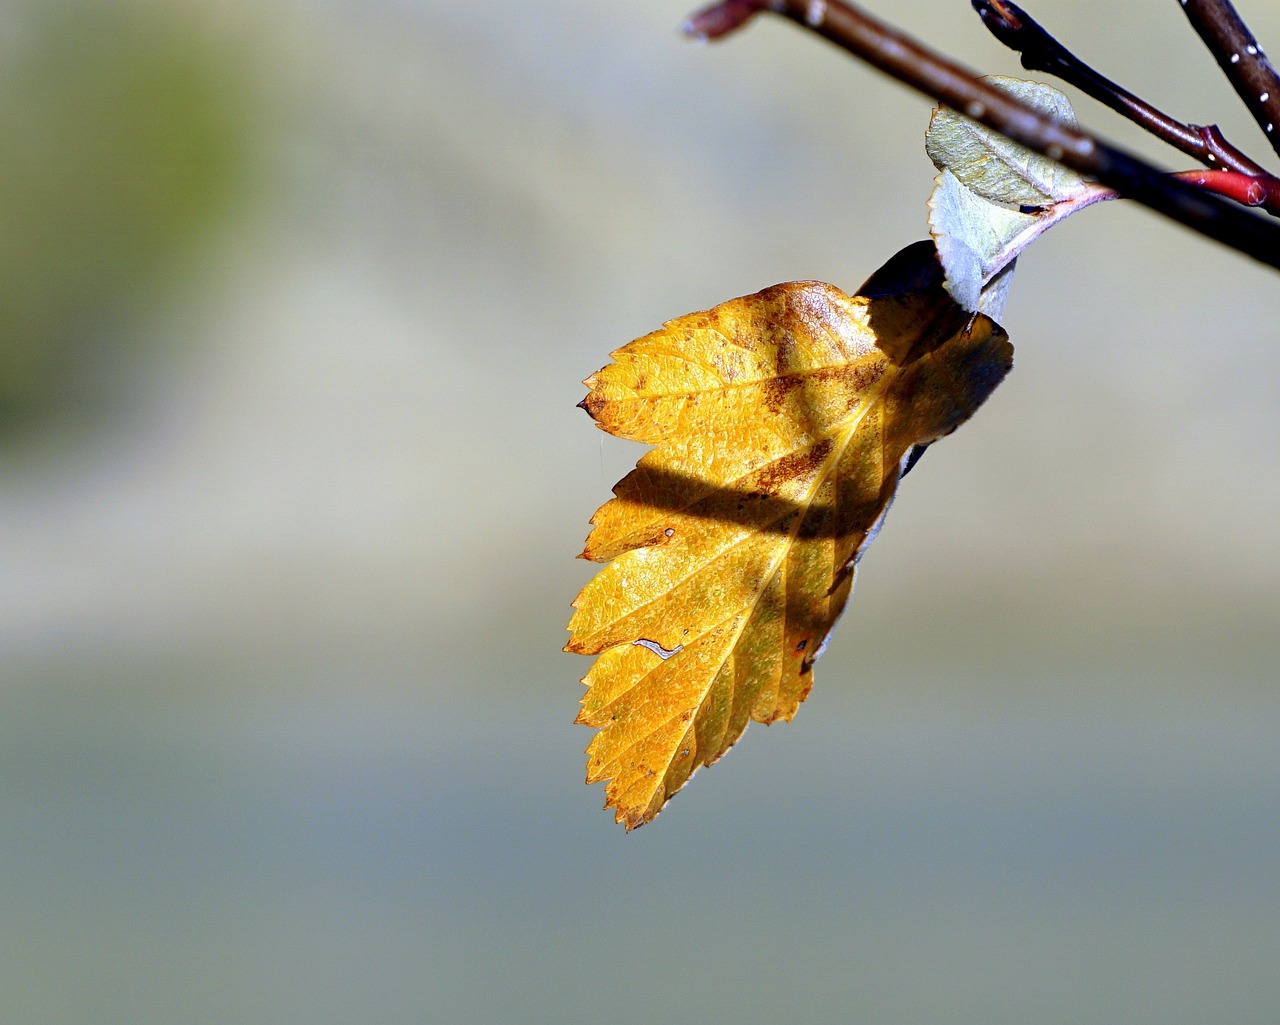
[683,0,769,41]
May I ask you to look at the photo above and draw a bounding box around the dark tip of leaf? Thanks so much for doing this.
[900,443,931,478]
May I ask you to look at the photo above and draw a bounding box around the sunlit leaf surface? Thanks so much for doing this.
[566,245,1013,829]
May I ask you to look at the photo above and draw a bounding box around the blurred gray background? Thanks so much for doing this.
[1,1,1277,1022]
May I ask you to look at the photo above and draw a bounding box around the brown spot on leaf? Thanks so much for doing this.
[754,438,833,495]
[762,371,803,413]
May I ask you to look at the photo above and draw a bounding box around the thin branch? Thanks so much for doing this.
[682,0,1280,273]
[1180,0,1280,159]
[972,0,1280,215]
[1172,168,1270,206]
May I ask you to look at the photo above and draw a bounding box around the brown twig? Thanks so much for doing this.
[972,0,1280,215]
[1180,0,1280,159]
[682,0,1280,272]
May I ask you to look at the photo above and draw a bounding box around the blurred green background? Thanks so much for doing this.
[1,1,1277,1022]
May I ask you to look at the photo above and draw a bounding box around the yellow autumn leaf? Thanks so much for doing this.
[566,243,1013,829]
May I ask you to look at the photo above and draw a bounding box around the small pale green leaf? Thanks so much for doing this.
[928,168,1036,317]
[926,76,1087,207]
